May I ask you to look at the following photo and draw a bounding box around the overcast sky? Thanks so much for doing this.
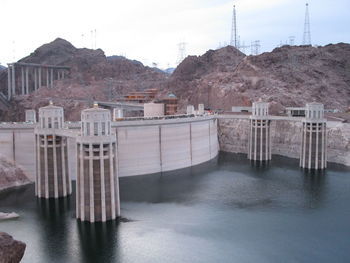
[1,0,349,68]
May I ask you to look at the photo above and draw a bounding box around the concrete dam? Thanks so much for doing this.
[0,116,219,181]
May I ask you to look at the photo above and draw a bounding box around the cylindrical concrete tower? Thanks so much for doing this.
[76,104,120,222]
[35,101,71,198]
[248,100,271,161]
[300,102,327,169]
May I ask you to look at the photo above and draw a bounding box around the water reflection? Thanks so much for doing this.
[37,197,71,220]
[302,169,327,209]
[119,157,218,204]
[36,197,72,262]
[77,221,119,263]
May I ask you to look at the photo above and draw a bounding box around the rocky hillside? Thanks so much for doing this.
[0,38,168,121]
[0,156,31,191]
[168,43,350,113]
[0,39,349,120]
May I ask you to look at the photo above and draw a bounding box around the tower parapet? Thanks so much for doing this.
[248,100,271,161]
[76,103,120,222]
[300,102,327,169]
[34,101,71,198]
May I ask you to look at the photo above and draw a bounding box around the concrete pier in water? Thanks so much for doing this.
[34,102,71,198]
[300,102,327,170]
[248,100,272,161]
[76,104,120,222]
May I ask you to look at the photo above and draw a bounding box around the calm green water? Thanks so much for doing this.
[0,153,350,263]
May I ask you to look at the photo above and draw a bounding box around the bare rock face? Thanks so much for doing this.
[218,118,250,153]
[170,43,350,113]
[0,156,31,191]
[0,232,26,263]
[327,122,350,166]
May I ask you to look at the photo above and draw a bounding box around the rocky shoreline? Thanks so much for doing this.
[0,232,26,263]
[0,157,31,193]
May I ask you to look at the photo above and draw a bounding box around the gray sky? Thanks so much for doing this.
[1,0,349,68]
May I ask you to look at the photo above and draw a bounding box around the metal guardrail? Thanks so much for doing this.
[115,114,201,122]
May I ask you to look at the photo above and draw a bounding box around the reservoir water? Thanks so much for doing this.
[0,153,349,263]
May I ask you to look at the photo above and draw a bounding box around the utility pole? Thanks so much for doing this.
[302,3,311,45]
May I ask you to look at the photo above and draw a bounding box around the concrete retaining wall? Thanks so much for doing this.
[218,117,350,167]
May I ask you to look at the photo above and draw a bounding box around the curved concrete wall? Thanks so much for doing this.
[116,117,219,177]
[0,117,219,180]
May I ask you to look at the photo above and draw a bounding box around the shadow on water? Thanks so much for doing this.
[77,220,120,263]
[119,156,219,203]
[301,169,327,209]
[0,183,35,207]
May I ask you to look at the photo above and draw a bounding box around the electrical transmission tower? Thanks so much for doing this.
[239,41,250,55]
[251,40,261,55]
[289,36,295,46]
[177,42,187,65]
[230,4,238,48]
[302,3,311,45]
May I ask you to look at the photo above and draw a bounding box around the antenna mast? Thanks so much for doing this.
[230,4,237,48]
[302,3,311,45]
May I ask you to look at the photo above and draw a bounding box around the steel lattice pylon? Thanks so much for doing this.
[302,3,311,45]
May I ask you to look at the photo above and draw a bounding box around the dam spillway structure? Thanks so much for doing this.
[248,100,271,162]
[34,102,71,198]
[76,103,120,222]
[300,102,327,170]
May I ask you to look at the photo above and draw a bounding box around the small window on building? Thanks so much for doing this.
[54,117,59,129]
[94,122,98,136]
[86,123,90,136]
[102,122,106,135]
[48,117,52,128]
